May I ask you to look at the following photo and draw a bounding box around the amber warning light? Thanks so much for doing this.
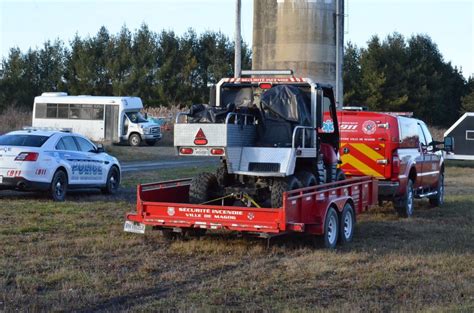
[194,128,208,145]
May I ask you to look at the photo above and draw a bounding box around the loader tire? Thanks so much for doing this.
[216,163,232,187]
[271,176,302,208]
[296,171,317,187]
[189,173,219,204]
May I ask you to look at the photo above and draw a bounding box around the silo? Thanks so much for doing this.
[252,0,344,106]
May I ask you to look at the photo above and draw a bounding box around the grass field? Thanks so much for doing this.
[1,166,473,311]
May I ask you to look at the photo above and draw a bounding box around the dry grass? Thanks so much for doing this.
[0,106,32,134]
[1,165,473,311]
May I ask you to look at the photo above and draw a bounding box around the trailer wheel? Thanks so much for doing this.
[145,140,157,146]
[161,229,179,240]
[429,172,444,207]
[323,207,339,249]
[129,133,141,146]
[187,228,207,238]
[189,173,219,204]
[50,170,68,201]
[339,202,355,244]
[296,171,317,187]
[394,179,414,218]
[271,176,302,208]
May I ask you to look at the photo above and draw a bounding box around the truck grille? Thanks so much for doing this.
[248,162,280,173]
[150,127,160,134]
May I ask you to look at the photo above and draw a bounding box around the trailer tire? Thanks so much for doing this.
[296,171,317,187]
[50,170,68,201]
[271,176,302,208]
[189,173,219,204]
[161,229,179,241]
[394,179,414,218]
[323,207,339,249]
[339,202,355,244]
[129,133,141,146]
[429,172,444,207]
[145,140,157,146]
[187,228,207,238]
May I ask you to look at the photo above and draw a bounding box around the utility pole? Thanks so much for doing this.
[234,0,242,78]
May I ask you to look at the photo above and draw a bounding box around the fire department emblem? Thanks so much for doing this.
[167,207,175,216]
[247,212,255,220]
[362,120,377,135]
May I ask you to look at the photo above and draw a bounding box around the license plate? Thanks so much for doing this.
[124,221,146,234]
[0,176,3,184]
[193,148,209,156]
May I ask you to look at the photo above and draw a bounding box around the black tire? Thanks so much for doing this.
[161,229,179,241]
[101,166,120,194]
[50,170,68,201]
[145,140,157,146]
[271,176,302,208]
[339,202,355,245]
[394,179,414,218]
[187,228,207,238]
[429,173,444,207]
[323,207,339,249]
[216,163,232,187]
[128,133,141,146]
[336,169,346,181]
[296,170,317,187]
[189,173,219,204]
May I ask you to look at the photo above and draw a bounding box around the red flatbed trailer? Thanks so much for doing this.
[125,176,378,248]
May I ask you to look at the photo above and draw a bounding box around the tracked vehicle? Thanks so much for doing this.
[174,70,345,208]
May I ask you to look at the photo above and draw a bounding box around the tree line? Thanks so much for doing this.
[0,25,473,127]
[0,24,251,110]
[343,33,473,126]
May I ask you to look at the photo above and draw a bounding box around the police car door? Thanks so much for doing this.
[73,136,106,185]
[56,136,83,185]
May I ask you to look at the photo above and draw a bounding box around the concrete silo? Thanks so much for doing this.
[252,0,344,105]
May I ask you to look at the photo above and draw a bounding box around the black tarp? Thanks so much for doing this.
[259,85,311,126]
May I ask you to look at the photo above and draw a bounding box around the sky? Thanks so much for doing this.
[0,0,473,79]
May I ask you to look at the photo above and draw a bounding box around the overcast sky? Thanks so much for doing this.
[1,0,473,78]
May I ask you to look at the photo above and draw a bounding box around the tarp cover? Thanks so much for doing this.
[260,85,311,126]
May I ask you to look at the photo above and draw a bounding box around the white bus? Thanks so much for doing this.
[32,93,162,146]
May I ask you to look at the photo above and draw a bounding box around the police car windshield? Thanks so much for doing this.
[126,111,148,123]
[0,135,49,147]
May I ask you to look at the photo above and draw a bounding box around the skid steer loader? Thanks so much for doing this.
[174,70,343,208]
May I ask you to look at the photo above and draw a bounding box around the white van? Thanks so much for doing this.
[32,93,162,146]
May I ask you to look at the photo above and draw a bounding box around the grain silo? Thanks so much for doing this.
[253,0,344,105]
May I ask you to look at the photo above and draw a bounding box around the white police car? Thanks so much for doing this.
[0,128,121,201]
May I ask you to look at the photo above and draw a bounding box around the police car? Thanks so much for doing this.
[0,128,121,201]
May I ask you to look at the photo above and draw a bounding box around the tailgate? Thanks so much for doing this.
[127,179,285,233]
[338,112,390,179]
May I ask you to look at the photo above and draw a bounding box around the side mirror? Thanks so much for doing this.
[96,143,105,153]
[443,136,454,152]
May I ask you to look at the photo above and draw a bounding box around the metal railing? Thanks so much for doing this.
[292,126,314,149]
[225,112,256,125]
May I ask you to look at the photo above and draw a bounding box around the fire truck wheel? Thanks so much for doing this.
[189,172,219,204]
[429,172,444,207]
[296,171,317,187]
[271,176,302,208]
[323,207,339,249]
[51,170,68,202]
[394,179,414,218]
[336,169,346,181]
[338,202,355,244]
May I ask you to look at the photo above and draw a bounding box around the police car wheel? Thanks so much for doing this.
[51,170,68,202]
[102,167,120,195]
